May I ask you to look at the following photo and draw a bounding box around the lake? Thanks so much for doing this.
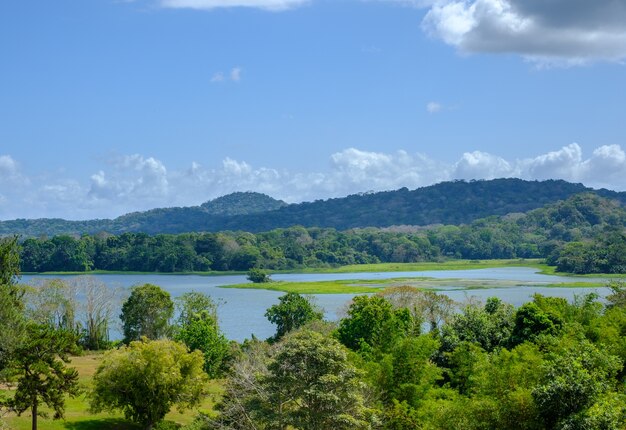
[21,268,615,341]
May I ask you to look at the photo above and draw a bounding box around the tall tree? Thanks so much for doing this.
[263,330,371,430]
[0,236,25,371]
[6,324,79,430]
[265,292,323,341]
[175,293,230,378]
[120,283,174,343]
[73,276,119,350]
[337,295,412,353]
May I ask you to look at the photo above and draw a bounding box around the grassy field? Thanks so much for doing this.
[220,276,606,294]
[1,353,221,430]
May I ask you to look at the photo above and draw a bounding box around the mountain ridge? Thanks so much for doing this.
[2,179,625,237]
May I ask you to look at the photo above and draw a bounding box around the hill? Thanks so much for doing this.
[1,179,625,237]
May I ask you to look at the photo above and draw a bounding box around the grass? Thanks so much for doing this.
[220,276,606,295]
[1,353,222,430]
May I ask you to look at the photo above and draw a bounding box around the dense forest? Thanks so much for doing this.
[2,237,626,429]
[17,193,626,274]
[2,179,626,237]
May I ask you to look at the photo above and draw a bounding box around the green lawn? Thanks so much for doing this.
[2,353,222,430]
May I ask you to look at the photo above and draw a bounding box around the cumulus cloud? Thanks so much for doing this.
[0,155,23,184]
[2,143,626,220]
[454,151,513,179]
[159,0,308,11]
[421,0,626,65]
[88,154,169,203]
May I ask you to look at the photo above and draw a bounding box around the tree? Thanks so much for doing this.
[265,292,323,341]
[510,302,562,346]
[23,278,79,334]
[175,310,230,378]
[0,236,25,371]
[72,276,119,350]
[439,297,514,354]
[378,286,455,334]
[120,283,174,343]
[176,291,219,327]
[263,330,371,429]
[532,341,621,429]
[246,268,270,283]
[337,295,411,353]
[209,338,273,430]
[90,339,208,430]
[174,292,229,377]
[5,324,80,430]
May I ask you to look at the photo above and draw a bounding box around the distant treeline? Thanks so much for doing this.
[18,194,626,274]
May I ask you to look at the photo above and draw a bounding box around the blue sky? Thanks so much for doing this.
[1,0,626,219]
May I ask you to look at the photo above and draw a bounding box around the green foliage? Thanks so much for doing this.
[606,279,626,309]
[337,295,412,354]
[14,190,626,275]
[120,284,174,343]
[175,292,219,327]
[90,339,208,430]
[175,310,229,378]
[5,324,80,430]
[378,286,455,334]
[0,236,25,371]
[440,297,515,354]
[380,336,443,407]
[532,341,622,429]
[510,302,562,346]
[246,268,270,283]
[0,235,20,286]
[199,191,286,216]
[263,330,372,429]
[5,179,625,238]
[264,292,323,340]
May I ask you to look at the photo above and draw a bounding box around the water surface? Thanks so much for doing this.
[21,268,616,341]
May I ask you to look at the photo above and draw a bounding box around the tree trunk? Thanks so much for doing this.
[31,397,37,430]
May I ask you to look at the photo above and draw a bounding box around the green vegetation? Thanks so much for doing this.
[246,267,270,283]
[3,179,626,237]
[90,339,208,430]
[15,192,626,276]
[174,293,230,378]
[120,284,174,343]
[220,275,603,294]
[5,325,80,430]
[264,292,323,340]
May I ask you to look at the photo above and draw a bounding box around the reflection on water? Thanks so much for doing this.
[21,267,616,342]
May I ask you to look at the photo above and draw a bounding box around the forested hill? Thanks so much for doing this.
[2,179,625,237]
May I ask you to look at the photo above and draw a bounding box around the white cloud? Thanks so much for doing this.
[454,151,513,179]
[426,101,442,113]
[211,67,243,84]
[0,155,22,183]
[159,0,308,11]
[230,67,242,82]
[421,0,626,65]
[1,143,626,220]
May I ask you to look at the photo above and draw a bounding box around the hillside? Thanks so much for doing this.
[2,179,625,237]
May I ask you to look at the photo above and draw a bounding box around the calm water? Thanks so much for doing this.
[20,268,618,341]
